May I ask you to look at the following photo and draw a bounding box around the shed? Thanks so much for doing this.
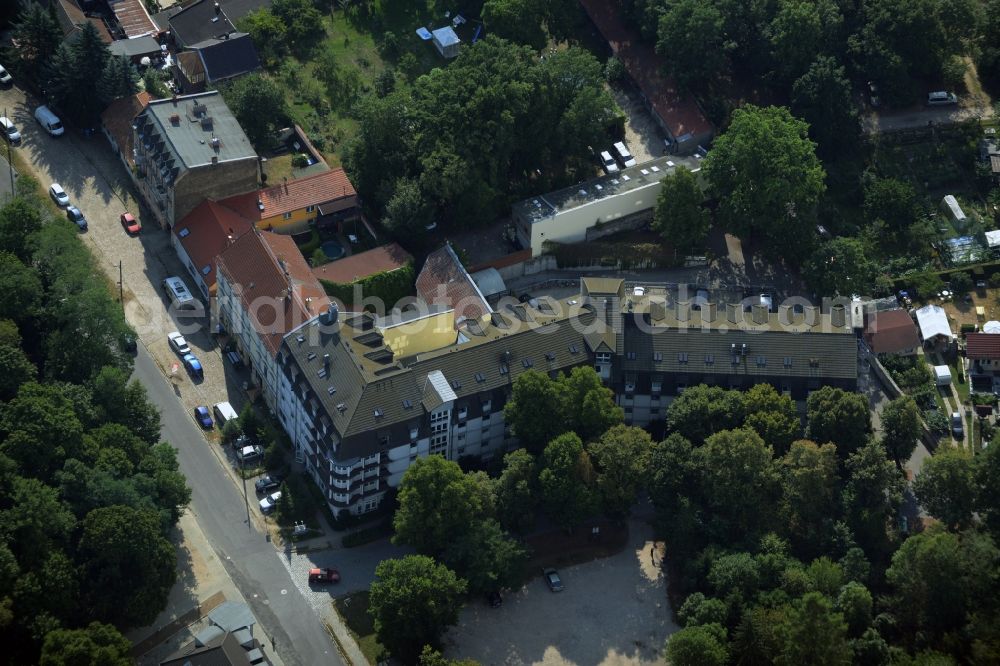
[941,195,967,223]
[987,229,1000,249]
[208,601,255,633]
[432,26,461,58]
[914,304,953,343]
[471,267,507,298]
[933,365,952,386]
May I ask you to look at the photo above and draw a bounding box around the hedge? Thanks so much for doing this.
[319,262,415,309]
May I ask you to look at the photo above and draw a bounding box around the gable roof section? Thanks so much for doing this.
[217,230,330,356]
[101,91,152,164]
[57,0,114,43]
[192,32,261,82]
[966,332,1000,360]
[312,243,413,285]
[219,168,357,222]
[174,200,253,291]
[415,244,491,324]
[108,34,161,57]
[160,631,252,666]
[915,304,953,341]
[107,0,158,38]
[577,0,711,144]
[168,0,236,46]
[863,309,919,354]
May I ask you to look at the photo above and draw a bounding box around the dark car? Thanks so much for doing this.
[308,567,341,584]
[66,205,87,230]
[183,354,203,380]
[487,590,503,608]
[194,405,213,429]
[543,568,563,592]
[255,474,282,494]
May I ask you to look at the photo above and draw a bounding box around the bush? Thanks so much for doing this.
[292,153,310,168]
[604,56,626,82]
[320,263,415,308]
[949,271,973,294]
[925,410,948,434]
[221,419,242,444]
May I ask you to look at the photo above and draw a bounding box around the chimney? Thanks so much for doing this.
[703,302,717,323]
[752,304,768,325]
[171,94,178,106]
[323,353,330,370]
[778,305,793,326]
[211,155,218,165]
[650,299,666,322]
[676,301,690,322]
[831,304,847,328]
[726,303,740,324]
[283,177,288,193]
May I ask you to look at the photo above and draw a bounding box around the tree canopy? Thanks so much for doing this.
[651,166,710,254]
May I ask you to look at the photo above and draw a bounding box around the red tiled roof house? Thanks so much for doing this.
[863,309,919,356]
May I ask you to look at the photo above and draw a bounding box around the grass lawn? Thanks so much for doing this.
[949,355,970,405]
[333,591,385,665]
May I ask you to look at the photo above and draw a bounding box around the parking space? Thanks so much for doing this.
[443,520,675,666]
[609,86,666,165]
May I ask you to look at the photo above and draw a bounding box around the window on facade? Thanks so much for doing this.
[451,379,461,390]
[522,358,533,368]
[500,363,509,375]
[783,357,793,368]
[756,356,766,367]
[653,352,662,362]
[678,352,689,364]
[569,344,579,354]
[596,352,611,363]
[283,212,292,220]
[306,205,315,213]
[705,354,714,365]
[809,358,820,368]
[651,378,662,393]
[409,427,418,440]
[475,372,485,383]
[627,351,636,360]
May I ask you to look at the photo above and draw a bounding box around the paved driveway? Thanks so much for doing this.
[444,520,675,666]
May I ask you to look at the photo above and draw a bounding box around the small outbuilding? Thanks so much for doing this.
[432,26,461,58]
[941,195,967,224]
[915,304,954,345]
[933,364,952,386]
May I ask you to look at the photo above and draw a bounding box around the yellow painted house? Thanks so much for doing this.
[219,168,360,234]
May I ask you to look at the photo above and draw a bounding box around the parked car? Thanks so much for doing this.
[0,117,20,144]
[487,590,503,608]
[226,350,243,369]
[237,444,264,463]
[65,206,87,231]
[194,405,213,429]
[543,568,564,592]
[952,412,964,438]
[308,567,341,584]
[867,81,880,108]
[255,474,282,494]
[0,65,11,85]
[599,150,619,174]
[49,183,69,207]
[613,141,637,168]
[259,491,281,513]
[167,331,190,355]
[927,91,958,106]
[182,354,203,380]
[120,212,141,235]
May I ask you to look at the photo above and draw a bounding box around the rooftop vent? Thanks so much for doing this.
[191,102,208,117]
[169,114,180,125]
[210,136,220,151]
[336,402,346,412]
[203,116,215,131]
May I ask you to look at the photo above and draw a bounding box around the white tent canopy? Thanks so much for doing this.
[988,230,1000,249]
[915,304,953,341]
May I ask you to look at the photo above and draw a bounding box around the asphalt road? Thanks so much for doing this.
[132,344,344,666]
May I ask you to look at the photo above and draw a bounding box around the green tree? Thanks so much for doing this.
[493,449,538,534]
[864,177,921,244]
[703,105,826,261]
[708,551,761,602]
[0,343,36,401]
[0,197,44,261]
[78,505,176,628]
[646,433,700,553]
[382,177,434,242]
[504,369,569,453]
[0,476,75,563]
[9,2,63,83]
[652,166,709,254]
[666,384,745,442]
[743,383,800,455]
[1,382,85,482]
[780,440,839,557]
[39,622,132,666]
[842,440,904,557]
[392,456,493,556]
[837,582,873,637]
[791,55,859,156]
[559,366,623,443]
[732,606,785,665]
[665,623,728,666]
[482,0,547,50]
[368,555,467,663]
[270,0,323,54]
[678,592,728,627]
[975,438,1000,539]
[803,237,876,297]
[97,55,139,106]
[223,73,286,149]
[47,22,111,125]
[0,252,42,324]
[237,8,287,66]
[777,592,851,666]
[656,0,728,89]
[418,646,480,666]
[913,448,976,530]
[441,519,526,594]
[806,556,845,596]
[806,386,871,458]
[694,429,779,543]
[539,432,598,530]
[881,396,922,467]
[588,425,652,519]
[766,0,843,84]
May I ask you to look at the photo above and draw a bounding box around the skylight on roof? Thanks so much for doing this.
[650,165,660,172]
[374,408,383,417]
[621,174,631,181]
[178,228,190,237]
[201,265,211,275]
[307,353,316,360]
[403,399,413,409]
[475,372,485,383]
[522,358,533,368]
[545,352,556,361]
[327,386,337,395]
[640,169,650,175]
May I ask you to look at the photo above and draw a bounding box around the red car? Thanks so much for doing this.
[120,212,141,235]
[308,567,340,584]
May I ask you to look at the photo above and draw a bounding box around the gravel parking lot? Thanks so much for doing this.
[444,520,676,666]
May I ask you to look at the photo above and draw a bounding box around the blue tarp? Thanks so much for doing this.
[415,27,433,40]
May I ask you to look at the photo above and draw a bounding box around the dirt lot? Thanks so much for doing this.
[443,520,676,666]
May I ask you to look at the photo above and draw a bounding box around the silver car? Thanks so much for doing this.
[49,183,69,207]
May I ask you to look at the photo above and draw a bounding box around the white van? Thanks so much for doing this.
[162,276,197,309]
[34,105,64,137]
[213,401,239,427]
[613,141,637,168]
[927,91,958,106]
